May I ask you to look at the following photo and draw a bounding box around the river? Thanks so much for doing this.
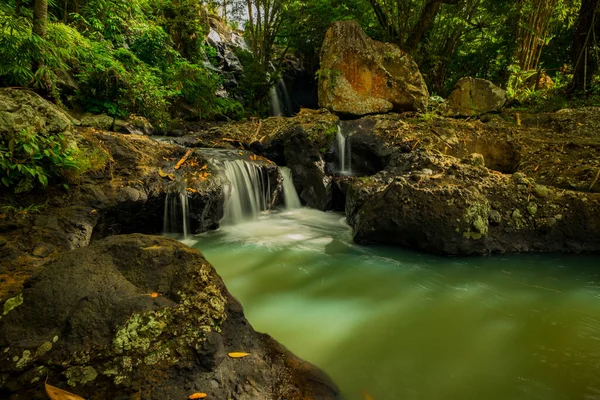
[190,208,600,400]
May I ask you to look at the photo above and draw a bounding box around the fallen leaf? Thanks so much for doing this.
[228,352,250,358]
[158,168,168,178]
[150,292,159,298]
[533,164,540,172]
[45,382,85,400]
[360,390,374,400]
[188,393,208,399]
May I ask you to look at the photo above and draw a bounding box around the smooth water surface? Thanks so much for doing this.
[192,209,600,400]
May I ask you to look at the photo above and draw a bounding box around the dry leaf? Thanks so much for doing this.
[150,292,159,298]
[228,352,250,358]
[188,393,208,399]
[45,382,85,400]
[158,168,168,178]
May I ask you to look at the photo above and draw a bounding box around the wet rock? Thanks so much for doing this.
[446,77,507,117]
[318,21,428,116]
[0,234,341,399]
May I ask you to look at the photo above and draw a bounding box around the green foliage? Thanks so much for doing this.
[0,130,78,193]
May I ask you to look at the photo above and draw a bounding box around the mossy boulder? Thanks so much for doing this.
[318,21,429,116]
[0,234,340,399]
[446,77,507,117]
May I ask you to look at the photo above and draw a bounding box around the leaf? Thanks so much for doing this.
[228,352,250,358]
[45,382,85,400]
[158,168,168,178]
[150,292,159,298]
[188,393,208,399]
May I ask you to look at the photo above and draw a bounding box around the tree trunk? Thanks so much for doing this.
[33,0,48,38]
[570,0,599,91]
[405,0,459,52]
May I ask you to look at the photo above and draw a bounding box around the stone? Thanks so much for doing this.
[318,21,428,116]
[0,88,75,145]
[80,114,115,130]
[0,234,340,399]
[31,242,56,258]
[446,77,507,117]
[533,184,550,198]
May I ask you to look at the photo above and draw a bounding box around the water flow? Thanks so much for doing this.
[270,85,282,116]
[195,209,600,400]
[270,78,292,116]
[163,187,190,239]
[336,125,351,174]
[280,167,301,209]
[222,159,271,224]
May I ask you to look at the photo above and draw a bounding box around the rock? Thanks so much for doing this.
[0,88,74,144]
[80,114,115,130]
[318,21,428,116]
[446,77,507,117]
[31,242,56,258]
[346,149,600,254]
[0,234,340,399]
[533,184,550,198]
[525,72,554,90]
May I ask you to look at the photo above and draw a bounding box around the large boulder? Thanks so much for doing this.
[0,234,341,399]
[446,77,507,117]
[0,88,74,143]
[318,21,429,116]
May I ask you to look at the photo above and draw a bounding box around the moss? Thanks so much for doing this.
[34,341,52,358]
[3,293,23,315]
[15,350,32,370]
[463,201,490,238]
[113,313,168,355]
[65,366,98,387]
[512,209,526,229]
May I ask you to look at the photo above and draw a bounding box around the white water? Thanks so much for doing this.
[270,78,293,116]
[222,159,271,224]
[336,125,351,174]
[163,190,190,239]
[280,166,301,209]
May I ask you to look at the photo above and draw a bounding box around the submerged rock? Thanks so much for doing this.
[0,234,341,399]
[318,21,429,116]
[446,77,507,117]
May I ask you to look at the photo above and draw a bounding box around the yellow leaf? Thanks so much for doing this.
[45,382,85,400]
[228,352,250,358]
[150,292,159,298]
[158,168,168,178]
[188,393,208,399]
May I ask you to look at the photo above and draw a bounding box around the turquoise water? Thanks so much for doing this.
[191,208,600,400]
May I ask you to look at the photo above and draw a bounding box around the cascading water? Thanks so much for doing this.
[222,159,271,224]
[280,167,301,209]
[163,181,191,239]
[270,78,293,117]
[336,125,352,175]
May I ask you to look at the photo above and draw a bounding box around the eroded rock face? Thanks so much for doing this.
[346,150,600,255]
[0,234,341,400]
[318,21,429,116]
[446,77,507,117]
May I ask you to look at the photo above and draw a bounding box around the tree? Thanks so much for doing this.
[245,0,291,67]
[366,0,460,53]
[569,0,599,91]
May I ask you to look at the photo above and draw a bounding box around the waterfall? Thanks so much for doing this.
[270,85,282,116]
[280,167,301,209]
[336,125,352,175]
[222,159,271,224]
[163,185,191,239]
[270,78,293,117]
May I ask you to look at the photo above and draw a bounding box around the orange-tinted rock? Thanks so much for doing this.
[318,21,428,116]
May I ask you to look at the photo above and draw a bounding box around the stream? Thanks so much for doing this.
[189,207,600,400]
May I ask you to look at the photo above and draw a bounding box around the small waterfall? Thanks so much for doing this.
[280,167,301,209]
[270,78,293,116]
[336,125,352,175]
[270,85,282,116]
[163,184,191,239]
[222,159,271,224]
